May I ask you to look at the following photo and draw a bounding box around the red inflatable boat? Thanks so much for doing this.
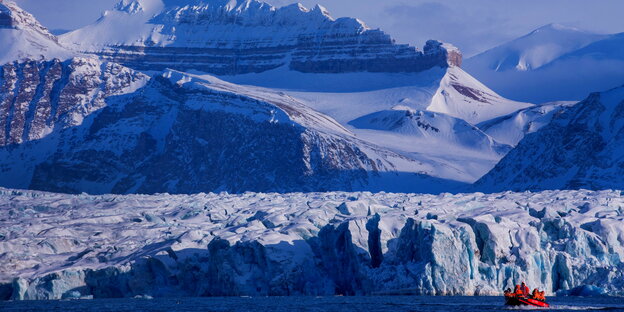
[505,295,550,308]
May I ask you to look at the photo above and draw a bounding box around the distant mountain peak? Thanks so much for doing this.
[532,23,579,32]
[464,21,622,103]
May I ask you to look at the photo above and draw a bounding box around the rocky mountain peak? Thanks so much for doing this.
[0,1,55,40]
[114,0,145,14]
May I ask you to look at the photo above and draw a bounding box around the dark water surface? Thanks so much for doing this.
[2,296,623,312]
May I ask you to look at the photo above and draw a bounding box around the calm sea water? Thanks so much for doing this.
[1,296,623,312]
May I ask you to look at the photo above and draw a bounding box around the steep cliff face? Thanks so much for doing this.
[0,57,148,146]
[476,85,624,192]
[60,0,462,75]
[2,189,623,300]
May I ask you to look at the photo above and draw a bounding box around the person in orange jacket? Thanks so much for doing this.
[514,284,522,296]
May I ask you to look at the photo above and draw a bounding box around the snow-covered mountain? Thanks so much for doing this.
[220,65,532,183]
[476,85,624,192]
[349,107,510,156]
[467,24,607,72]
[465,24,624,103]
[2,188,623,299]
[2,1,624,303]
[0,0,540,192]
[60,0,461,75]
[0,1,71,63]
[0,61,470,194]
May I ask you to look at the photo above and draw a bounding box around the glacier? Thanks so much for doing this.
[1,188,623,300]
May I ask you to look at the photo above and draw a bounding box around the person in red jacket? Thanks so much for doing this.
[521,282,530,297]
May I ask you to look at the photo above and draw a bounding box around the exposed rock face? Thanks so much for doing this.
[2,189,623,300]
[476,85,624,192]
[424,40,462,67]
[61,0,462,75]
[0,57,148,146]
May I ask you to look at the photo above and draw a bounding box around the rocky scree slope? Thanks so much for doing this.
[60,0,462,75]
[0,188,622,300]
[476,85,624,191]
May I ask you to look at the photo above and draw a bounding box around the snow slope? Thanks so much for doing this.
[349,107,511,157]
[467,24,607,72]
[220,66,532,127]
[476,85,624,192]
[0,1,71,63]
[477,101,576,147]
[219,65,532,183]
[1,188,623,300]
[465,24,624,103]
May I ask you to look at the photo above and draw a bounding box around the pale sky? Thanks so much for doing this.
[13,0,624,56]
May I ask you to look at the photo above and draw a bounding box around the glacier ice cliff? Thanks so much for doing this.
[1,188,623,300]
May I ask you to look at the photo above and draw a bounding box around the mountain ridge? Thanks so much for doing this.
[60,0,462,75]
[465,24,624,103]
[476,84,624,192]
